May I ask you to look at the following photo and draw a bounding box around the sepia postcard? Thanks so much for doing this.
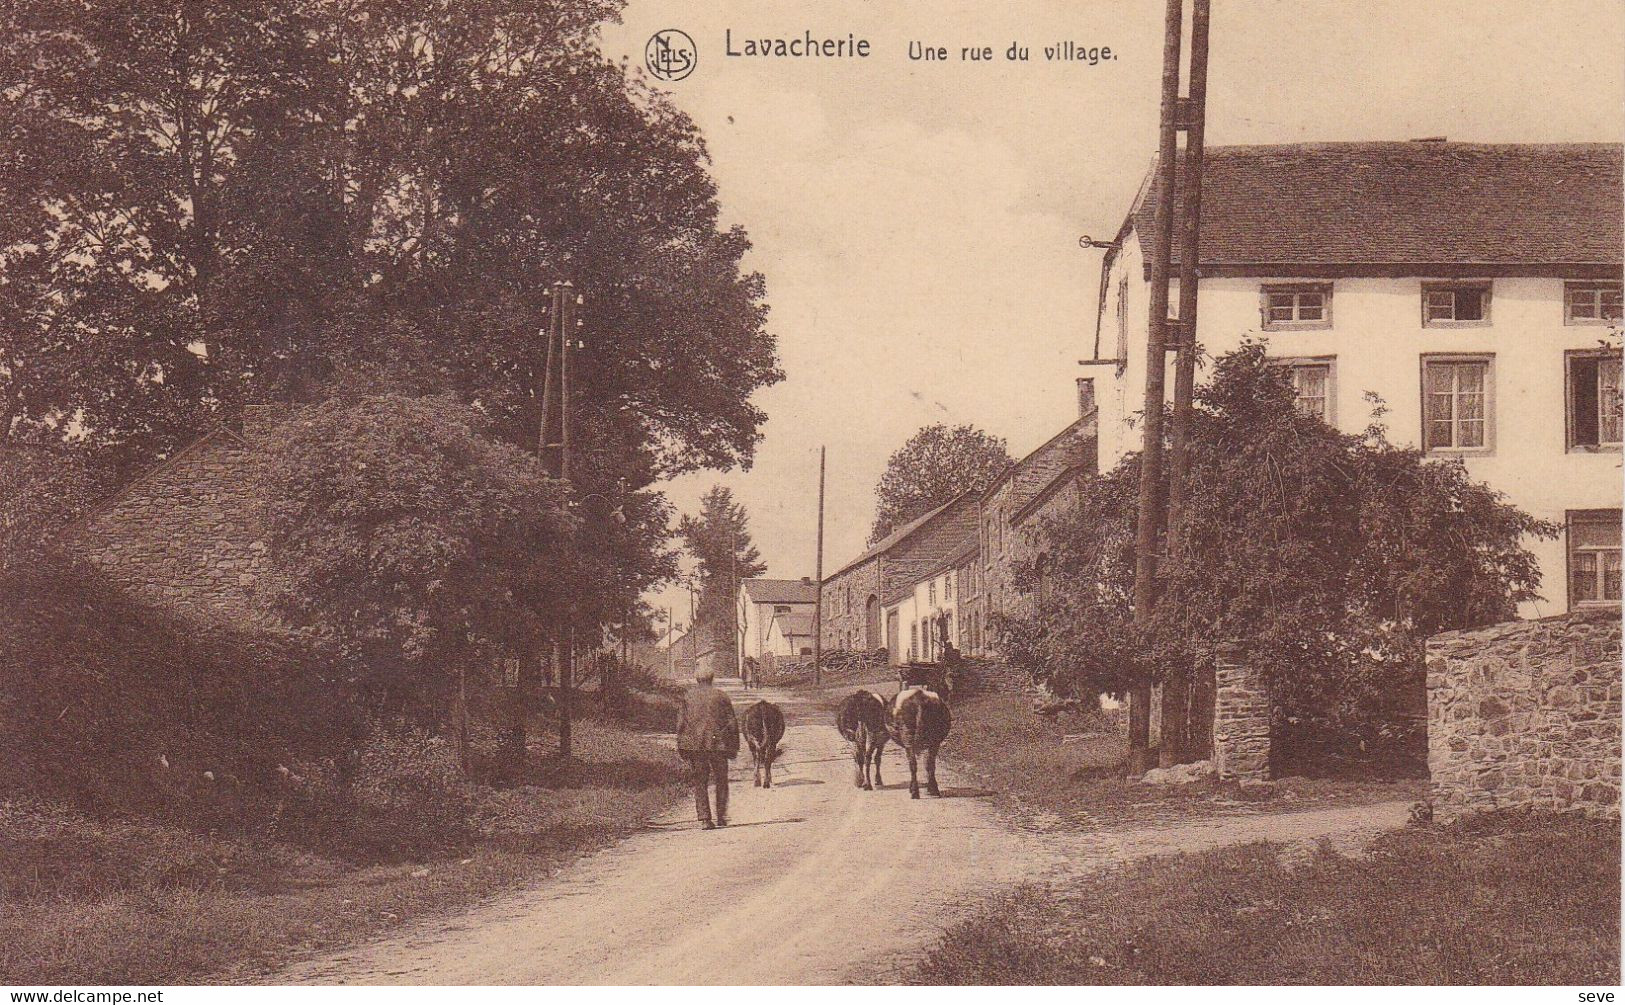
[0,0,1620,994]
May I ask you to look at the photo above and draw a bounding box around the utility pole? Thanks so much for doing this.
[1161,0,1212,768]
[813,446,825,686]
[666,606,674,679]
[537,279,580,761]
[1130,0,1210,776]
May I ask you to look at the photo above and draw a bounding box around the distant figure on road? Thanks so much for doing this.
[676,668,739,829]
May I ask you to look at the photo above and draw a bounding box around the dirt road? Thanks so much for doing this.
[281,681,1411,985]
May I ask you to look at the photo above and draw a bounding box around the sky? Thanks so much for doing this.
[594,0,1625,632]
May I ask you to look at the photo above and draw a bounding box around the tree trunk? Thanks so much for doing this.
[1158,668,1190,767]
[557,635,572,760]
[1128,683,1153,775]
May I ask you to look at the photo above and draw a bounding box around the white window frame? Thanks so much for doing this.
[1260,283,1333,331]
[1420,354,1495,455]
[1421,281,1492,327]
[1273,356,1338,425]
[1567,510,1622,608]
[1564,281,1624,325]
[1565,350,1624,453]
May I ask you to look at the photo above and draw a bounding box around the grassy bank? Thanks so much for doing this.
[943,691,1423,826]
[0,710,685,985]
[914,810,1620,985]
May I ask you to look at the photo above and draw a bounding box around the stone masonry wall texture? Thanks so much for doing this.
[1427,609,1621,820]
[1213,644,1270,781]
[64,428,283,632]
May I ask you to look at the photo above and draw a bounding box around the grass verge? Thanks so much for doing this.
[913,810,1620,985]
[0,709,685,985]
[943,691,1424,827]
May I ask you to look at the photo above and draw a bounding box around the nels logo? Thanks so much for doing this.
[645,29,697,82]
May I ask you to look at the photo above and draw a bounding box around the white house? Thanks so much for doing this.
[737,577,818,663]
[765,610,816,658]
[1088,141,1623,616]
[885,543,974,665]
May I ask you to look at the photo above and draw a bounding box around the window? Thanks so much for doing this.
[1565,282,1623,324]
[1568,352,1624,451]
[1261,283,1332,330]
[1275,359,1335,423]
[1422,282,1491,325]
[944,574,953,601]
[910,622,918,661]
[1422,356,1492,452]
[1568,510,1621,607]
[1036,553,1053,604]
[928,580,936,607]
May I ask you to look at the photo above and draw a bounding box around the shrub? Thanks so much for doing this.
[346,726,474,859]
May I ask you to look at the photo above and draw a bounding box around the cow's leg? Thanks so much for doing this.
[906,744,920,799]
[925,743,941,797]
[871,740,885,788]
[763,749,773,788]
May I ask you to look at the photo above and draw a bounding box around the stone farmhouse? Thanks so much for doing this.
[817,492,978,657]
[1088,141,1624,617]
[820,396,1101,669]
[59,407,288,631]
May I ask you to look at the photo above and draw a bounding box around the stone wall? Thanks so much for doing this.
[63,427,283,631]
[1427,609,1621,820]
[820,557,883,653]
[1212,643,1270,781]
[977,412,1096,657]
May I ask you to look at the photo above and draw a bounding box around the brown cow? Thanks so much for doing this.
[888,686,952,798]
[835,690,888,790]
[741,700,786,788]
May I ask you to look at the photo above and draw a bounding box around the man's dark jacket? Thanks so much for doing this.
[677,683,740,758]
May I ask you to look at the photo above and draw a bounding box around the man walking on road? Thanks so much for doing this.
[676,668,739,828]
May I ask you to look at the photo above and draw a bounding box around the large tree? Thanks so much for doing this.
[677,485,765,667]
[0,0,781,492]
[257,395,576,715]
[999,345,1554,770]
[869,424,1012,544]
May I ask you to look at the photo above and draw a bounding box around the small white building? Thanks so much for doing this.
[765,610,816,657]
[1088,141,1623,616]
[737,577,818,663]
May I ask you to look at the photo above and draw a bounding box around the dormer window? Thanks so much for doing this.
[1260,283,1332,330]
[1422,282,1491,326]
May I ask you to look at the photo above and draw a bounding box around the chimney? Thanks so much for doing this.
[1076,376,1097,419]
[240,404,291,441]
[801,576,812,583]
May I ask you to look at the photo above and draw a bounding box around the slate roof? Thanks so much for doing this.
[825,492,969,581]
[741,577,818,605]
[1131,142,1624,275]
[771,611,815,639]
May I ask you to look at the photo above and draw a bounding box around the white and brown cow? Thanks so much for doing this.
[888,686,952,798]
[835,690,889,790]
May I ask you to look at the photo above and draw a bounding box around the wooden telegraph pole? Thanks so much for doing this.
[537,279,581,761]
[1130,0,1211,775]
[812,446,825,686]
[1161,0,1212,767]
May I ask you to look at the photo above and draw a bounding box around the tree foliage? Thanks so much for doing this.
[0,0,781,488]
[1000,345,1555,752]
[870,423,1012,544]
[677,485,765,655]
[257,395,575,713]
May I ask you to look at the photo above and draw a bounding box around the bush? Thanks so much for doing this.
[345,727,473,858]
[0,557,363,841]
